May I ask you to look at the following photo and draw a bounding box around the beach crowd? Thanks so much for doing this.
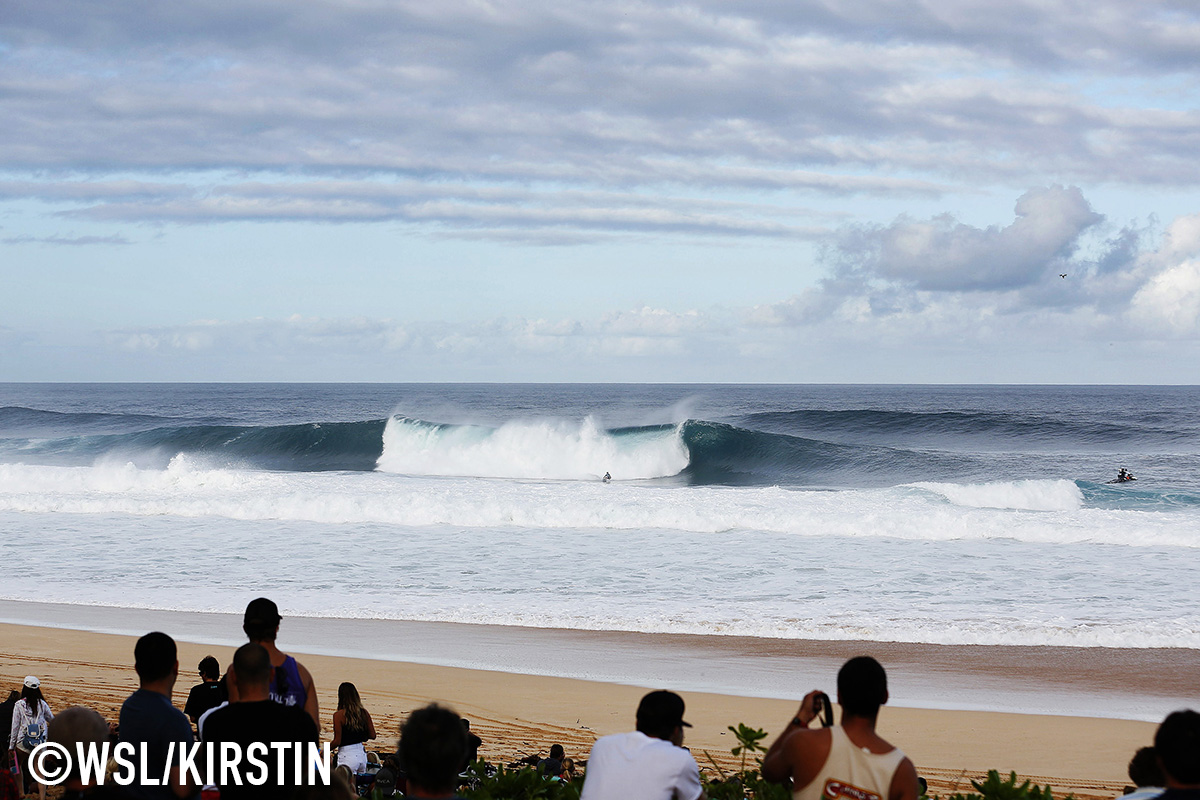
[4,598,1197,800]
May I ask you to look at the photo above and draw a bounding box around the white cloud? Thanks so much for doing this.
[7,176,833,241]
[5,0,1200,232]
[1,233,130,246]
[1129,260,1200,335]
[752,193,1200,348]
[833,186,1103,291]
[1128,214,1200,335]
[6,190,1188,381]
[6,2,1200,381]
[598,307,711,337]
[99,305,725,362]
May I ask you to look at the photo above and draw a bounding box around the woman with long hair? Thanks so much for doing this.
[330,682,376,774]
[8,676,53,800]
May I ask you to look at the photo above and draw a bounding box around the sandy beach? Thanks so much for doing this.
[1,616,1182,800]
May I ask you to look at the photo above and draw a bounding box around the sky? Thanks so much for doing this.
[2,0,1200,383]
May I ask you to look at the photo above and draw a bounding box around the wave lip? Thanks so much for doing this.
[909,479,1084,511]
[375,415,690,480]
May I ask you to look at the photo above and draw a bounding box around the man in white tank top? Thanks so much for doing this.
[762,657,919,800]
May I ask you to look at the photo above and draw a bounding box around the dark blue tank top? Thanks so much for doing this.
[268,655,307,710]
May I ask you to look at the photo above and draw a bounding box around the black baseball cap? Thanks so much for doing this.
[244,597,282,627]
[636,690,692,730]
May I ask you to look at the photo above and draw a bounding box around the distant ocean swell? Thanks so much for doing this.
[743,408,1194,445]
[5,406,1193,493]
[0,409,387,471]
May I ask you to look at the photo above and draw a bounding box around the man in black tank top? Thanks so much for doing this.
[202,643,320,800]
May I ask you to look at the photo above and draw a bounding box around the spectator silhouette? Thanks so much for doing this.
[118,633,193,800]
[538,744,565,777]
[1123,746,1165,799]
[202,642,320,800]
[330,682,376,774]
[763,656,919,800]
[48,706,120,799]
[581,689,704,800]
[399,704,470,800]
[184,656,226,734]
[228,598,319,728]
[1153,710,1200,800]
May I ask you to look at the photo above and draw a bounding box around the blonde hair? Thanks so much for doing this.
[337,682,368,733]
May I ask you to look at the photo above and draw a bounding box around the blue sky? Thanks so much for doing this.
[2,1,1200,382]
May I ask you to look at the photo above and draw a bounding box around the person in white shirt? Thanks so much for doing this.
[8,675,54,800]
[581,690,706,800]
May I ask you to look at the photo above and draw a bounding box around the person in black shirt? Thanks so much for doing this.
[117,633,193,800]
[401,705,470,800]
[0,690,17,770]
[538,744,565,777]
[202,642,319,800]
[1155,710,1200,800]
[330,682,376,774]
[183,656,226,735]
[460,718,482,764]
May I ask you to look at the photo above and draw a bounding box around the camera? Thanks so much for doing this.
[812,691,833,727]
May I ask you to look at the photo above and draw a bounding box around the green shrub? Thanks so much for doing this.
[701,723,789,800]
[459,762,582,800]
[448,729,1074,800]
[946,770,1074,800]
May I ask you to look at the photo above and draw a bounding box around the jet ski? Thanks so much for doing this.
[1106,469,1137,484]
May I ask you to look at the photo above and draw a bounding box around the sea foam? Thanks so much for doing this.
[0,462,1195,548]
[909,479,1085,511]
[375,415,689,480]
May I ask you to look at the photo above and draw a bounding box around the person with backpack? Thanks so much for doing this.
[8,676,54,799]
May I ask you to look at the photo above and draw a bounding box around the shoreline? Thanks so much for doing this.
[0,618,1163,799]
[0,599,1195,722]
[2,597,1190,714]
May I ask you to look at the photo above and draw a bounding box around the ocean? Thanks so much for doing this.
[1,383,1197,661]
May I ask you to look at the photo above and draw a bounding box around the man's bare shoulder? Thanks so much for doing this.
[787,726,831,745]
[786,727,833,788]
[888,756,920,800]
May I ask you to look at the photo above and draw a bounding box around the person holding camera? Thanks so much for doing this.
[762,656,919,800]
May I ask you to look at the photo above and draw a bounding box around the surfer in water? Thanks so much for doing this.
[602,472,611,483]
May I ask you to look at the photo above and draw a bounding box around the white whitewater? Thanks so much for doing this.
[375,415,690,480]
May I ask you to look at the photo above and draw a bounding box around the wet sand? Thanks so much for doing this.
[1,600,1194,720]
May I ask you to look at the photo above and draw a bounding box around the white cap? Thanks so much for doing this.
[23,675,39,689]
